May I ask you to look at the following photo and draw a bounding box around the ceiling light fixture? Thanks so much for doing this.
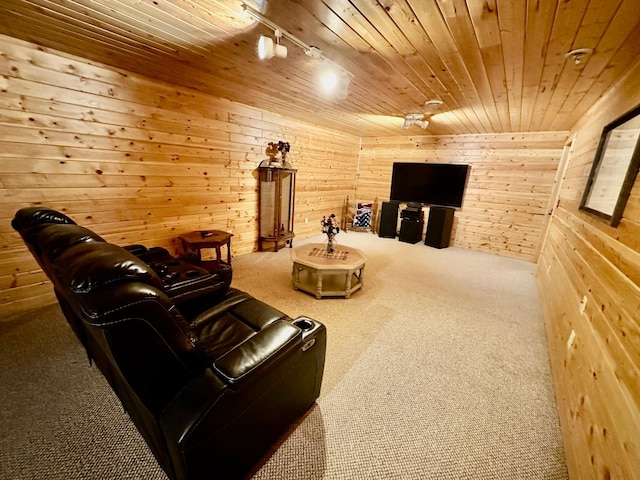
[320,69,339,92]
[257,29,287,59]
[402,113,429,130]
[242,2,354,98]
[335,74,351,100]
[319,65,352,100]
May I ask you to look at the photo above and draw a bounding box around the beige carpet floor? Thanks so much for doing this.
[0,232,568,479]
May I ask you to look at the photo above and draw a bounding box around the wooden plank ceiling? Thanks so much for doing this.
[1,0,640,137]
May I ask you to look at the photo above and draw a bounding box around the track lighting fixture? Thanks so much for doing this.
[257,29,287,59]
[402,113,429,130]
[242,2,354,99]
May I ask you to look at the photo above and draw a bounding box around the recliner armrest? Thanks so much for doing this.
[212,320,300,388]
[159,369,228,479]
[160,369,228,440]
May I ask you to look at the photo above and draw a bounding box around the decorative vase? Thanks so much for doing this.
[326,233,336,254]
[321,213,340,255]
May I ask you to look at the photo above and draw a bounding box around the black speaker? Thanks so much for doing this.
[378,201,399,238]
[399,219,424,244]
[425,207,454,248]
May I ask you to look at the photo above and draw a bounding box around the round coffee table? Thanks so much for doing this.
[290,243,366,299]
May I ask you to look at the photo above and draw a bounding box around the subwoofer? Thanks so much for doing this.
[378,201,399,238]
[425,207,454,248]
[399,219,424,244]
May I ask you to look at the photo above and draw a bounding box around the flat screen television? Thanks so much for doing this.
[389,162,470,208]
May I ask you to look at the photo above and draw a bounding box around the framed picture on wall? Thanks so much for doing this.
[579,103,640,227]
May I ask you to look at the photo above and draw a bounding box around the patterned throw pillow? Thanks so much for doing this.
[353,203,372,228]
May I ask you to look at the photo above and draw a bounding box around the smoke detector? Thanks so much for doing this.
[425,99,444,109]
[565,48,593,65]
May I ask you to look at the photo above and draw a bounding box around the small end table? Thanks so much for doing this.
[179,230,233,268]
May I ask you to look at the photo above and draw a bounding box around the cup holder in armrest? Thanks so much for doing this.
[294,319,314,331]
[292,317,325,353]
[151,263,169,275]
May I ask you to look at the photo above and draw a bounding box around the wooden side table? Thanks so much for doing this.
[179,230,233,267]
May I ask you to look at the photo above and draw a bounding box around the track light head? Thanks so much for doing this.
[257,35,287,60]
[319,64,352,99]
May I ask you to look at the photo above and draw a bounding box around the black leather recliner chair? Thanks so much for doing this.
[12,207,326,480]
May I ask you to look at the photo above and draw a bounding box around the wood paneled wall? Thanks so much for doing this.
[357,132,567,261]
[0,35,359,317]
[3,28,639,480]
[536,61,640,478]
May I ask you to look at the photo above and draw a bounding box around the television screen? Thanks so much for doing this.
[389,162,470,208]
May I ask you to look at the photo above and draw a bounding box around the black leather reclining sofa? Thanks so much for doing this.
[12,207,326,480]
